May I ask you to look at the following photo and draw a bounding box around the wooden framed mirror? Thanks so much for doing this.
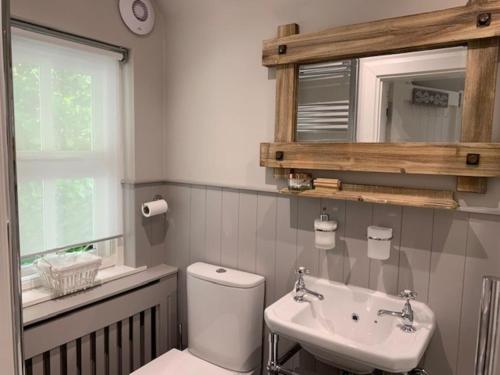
[260,0,500,208]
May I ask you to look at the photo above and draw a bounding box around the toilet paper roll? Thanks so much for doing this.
[142,199,168,217]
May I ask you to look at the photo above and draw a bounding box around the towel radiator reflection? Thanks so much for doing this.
[475,276,500,375]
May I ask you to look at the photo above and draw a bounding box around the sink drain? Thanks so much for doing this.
[351,313,360,322]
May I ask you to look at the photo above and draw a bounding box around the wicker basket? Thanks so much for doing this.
[34,252,102,296]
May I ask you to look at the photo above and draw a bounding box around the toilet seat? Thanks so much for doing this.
[131,349,256,375]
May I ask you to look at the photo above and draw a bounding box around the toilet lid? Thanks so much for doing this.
[131,349,245,375]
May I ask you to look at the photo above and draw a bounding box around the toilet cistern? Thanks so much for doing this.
[294,267,324,302]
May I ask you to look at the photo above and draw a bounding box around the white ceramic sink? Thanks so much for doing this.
[265,276,435,374]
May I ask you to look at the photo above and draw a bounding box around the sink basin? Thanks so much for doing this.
[265,276,435,374]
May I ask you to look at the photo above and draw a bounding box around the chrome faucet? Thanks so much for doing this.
[294,267,324,302]
[378,289,417,333]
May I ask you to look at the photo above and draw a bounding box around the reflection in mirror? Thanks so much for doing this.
[296,47,467,143]
[296,60,358,142]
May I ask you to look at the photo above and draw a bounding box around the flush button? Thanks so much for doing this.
[216,268,227,273]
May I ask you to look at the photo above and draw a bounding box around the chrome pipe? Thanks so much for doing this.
[267,333,302,375]
[267,333,279,375]
[475,276,500,375]
[277,344,301,366]
[409,368,429,375]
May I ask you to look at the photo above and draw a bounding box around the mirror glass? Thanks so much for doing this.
[296,47,467,143]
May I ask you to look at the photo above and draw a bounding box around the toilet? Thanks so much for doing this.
[132,262,265,375]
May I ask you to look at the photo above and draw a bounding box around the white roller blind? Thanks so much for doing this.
[12,29,124,257]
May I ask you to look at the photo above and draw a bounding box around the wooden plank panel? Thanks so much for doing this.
[206,186,222,265]
[256,192,278,306]
[121,318,131,375]
[66,341,78,375]
[274,24,299,142]
[398,207,434,303]
[237,191,258,273]
[275,195,299,298]
[457,176,489,193]
[150,186,168,266]
[108,324,119,375]
[262,2,500,66]
[343,201,373,287]
[461,38,499,142]
[261,142,500,177]
[458,35,499,192]
[318,199,346,283]
[369,205,403,295]
[80,335,92,375]
[256,195,278,372]
[31,354,44,375]
[296,197,321,276]
[144,309,152,364]
[49,347,61,375]
[164,184,190,350]
[189,185,207,263]
[131,185,154,267]
[95,329,106,375]
[280,184,457,210]
[425,211,468,374]
[221,188,240,268]
[132,315,141,371]
[164,184,191,270]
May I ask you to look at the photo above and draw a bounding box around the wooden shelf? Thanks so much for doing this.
[261,142,500,177]
[279,184,458,210]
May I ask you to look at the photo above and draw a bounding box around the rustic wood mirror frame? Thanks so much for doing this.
[259,0,500,196]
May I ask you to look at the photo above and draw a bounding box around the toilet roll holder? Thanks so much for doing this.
[152,194,163,201]
[141,194,168,218]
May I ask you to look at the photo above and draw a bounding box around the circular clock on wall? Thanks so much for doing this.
[119,0,155,35]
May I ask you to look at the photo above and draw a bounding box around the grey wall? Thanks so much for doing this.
[156,0,500,213]
[150,1,500,371]
[132,181,500,375]
[158,0,469,191]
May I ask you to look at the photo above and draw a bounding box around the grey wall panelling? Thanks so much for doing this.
[132,181,500,375]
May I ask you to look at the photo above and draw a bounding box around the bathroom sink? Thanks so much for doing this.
[265,276,435,374]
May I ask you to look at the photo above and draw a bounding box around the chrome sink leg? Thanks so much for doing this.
[266,333,302,375]
[267,333,279,374]
[409,368,429,375]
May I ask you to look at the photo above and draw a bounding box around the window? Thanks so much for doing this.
[12,29,124,262]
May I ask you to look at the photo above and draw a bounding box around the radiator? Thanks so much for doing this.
[24,276,177,375]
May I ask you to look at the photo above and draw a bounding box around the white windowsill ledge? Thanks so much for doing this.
[23,264,178,326]
[22,265,147,308]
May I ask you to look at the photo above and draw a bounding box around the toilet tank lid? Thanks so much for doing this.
[187,262,265,289]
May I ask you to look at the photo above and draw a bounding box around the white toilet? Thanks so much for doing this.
[133,262,265,375]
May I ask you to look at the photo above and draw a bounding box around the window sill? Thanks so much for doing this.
[23,264,178,326]
[22,265,147,308]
